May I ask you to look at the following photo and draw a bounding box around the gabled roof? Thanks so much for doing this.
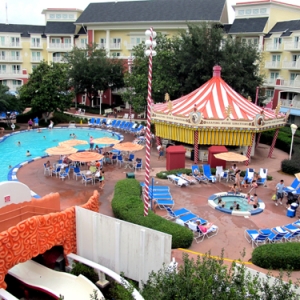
[76,0,226,24]
[269,19,300,35]
[223,24,232,34]
[228,17,268,34]
[77,26,87,35]
[0,24,45,37]
[45,22,76,34]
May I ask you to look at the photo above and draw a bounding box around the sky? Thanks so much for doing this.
[0,0,299,25]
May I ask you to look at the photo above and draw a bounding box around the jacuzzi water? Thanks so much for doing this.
[0,128,120,182]
[214,195,254,211]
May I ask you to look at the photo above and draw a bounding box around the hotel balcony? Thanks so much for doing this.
[0,55,22,62]
[265,43,283,52]
[47,43,72,52]
[0,42,22,49]
[125,43,140,50]
[110,43,121,50]
[30,42,43,49]
[31,57,43,63]
[265,61,281,69]
[280,99,300,109]
[264,79,278,86]
[53,57,64,63]
[284,41,300,51]
[282,61,300,70]
[0,70,27,78]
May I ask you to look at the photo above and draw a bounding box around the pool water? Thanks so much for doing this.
[214,196,253,211]
[0,128,120,182]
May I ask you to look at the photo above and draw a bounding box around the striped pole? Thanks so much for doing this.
[156,136,161,147]
[244,133,255,166]
[144,28,155,216]
[194,131,199,164]
[255,132,261,149]
[268,128,279,158]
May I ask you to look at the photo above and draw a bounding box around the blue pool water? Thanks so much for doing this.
[214,196,253,211]
[0,128,120,182]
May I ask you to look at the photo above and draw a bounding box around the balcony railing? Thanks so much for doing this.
[280,99,292,107]
[284,41,300,51]
[53,57,64,63]
[31,57,43,62]
[265,43,283,51]
[0,70,22,76]
[30,42,42,49]
[0,55,22,62]
[282,61,300,70]
[0,42,21,48]
[48,43,72,50]
[264,79,277,86]
[125,43,140,50]
[265,61,281,68]
[110,42,121,50]
[96,43,106,49]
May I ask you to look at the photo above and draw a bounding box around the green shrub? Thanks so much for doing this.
[252,242,300,270]
[71,262,99,282]
[111,179,193,248]
[51,111,88,124]
[156,168,193,179]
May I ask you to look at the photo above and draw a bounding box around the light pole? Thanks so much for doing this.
[98,90,103,115]
[143,27,157,216]
[289,124,298,160]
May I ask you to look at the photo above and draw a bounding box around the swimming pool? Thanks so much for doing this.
[208,192,265,217]
[0,127,122,182]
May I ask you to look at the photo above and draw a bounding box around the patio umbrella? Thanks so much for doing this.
[295,173,300,181]
[113,142,144,152]
[93,137,120,145]
[214,152,248,162]
[68,151,104,162]
[59,139,88,147]
[45,145,78,156]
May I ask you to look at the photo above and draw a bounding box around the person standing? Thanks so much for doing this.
[27,119,33,130]
[34,116,39,128]
[235,169,241,191]
[89,136,94,150]
[275,179,285,206]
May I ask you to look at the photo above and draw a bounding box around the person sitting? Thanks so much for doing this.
[241,177,249,189]
[217,197,225,208]
[249,180,258,192]
[235,203,241,210]
[196,221,216,233]
[230,201,237,210]
[228,183,239,194]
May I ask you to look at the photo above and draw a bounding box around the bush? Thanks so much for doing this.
[156,168,193,179]
[51,111,88,124]
[70,262,99,282]
[252,242,300,270]
[111,179,193,248]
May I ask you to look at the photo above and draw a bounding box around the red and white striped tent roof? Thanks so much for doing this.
[153,66,282,120]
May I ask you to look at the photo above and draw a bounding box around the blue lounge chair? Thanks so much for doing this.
[52,166,61,177]
[88,118,95,126]
[260,228,285,243]
[73,167,82,180]
[94,118,101,127]
[178,213,198,223]
[107,119,117,128]
[202,164,217,183]
[283,223,300,232]
[164,207,190,220]
[244,229,269,248]
[82,174,93,186]
[188,222,218,243]
[244,168,255,184]
[59,167,70,181]
[283,230,300,242]
[283,178,300,195]
[113,120,121,129]
[257,168,268,186]
[150,194,173,200]
[191,165,208,183]
[154,199,174,209]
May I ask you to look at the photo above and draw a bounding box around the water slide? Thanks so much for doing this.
[8,260,103,300]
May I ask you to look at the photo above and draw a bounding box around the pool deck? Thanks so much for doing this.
[15,126,300,281]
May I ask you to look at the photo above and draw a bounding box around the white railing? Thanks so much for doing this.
[48,43,72,50]
[264,79,277,85]
[0,70,21,76]
[31,57,42,62]
[110,42,121,49]
[284,41,300,51]
[265,43,283,51]
[281,99,292,107]
[0,56,22,62]
[53,57,64,63]
[0,42,21,48]
[265,61,281,68]
[96,43,106,49]
[30,42,42,48]
[125,43,140,50]
[282,61,300,69]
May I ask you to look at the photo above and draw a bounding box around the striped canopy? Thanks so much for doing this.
[153,66,281,121]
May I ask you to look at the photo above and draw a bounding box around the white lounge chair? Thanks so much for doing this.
[257,168,268,186]
[123,113,129,119]
[188,222,218,243]
[167,174,189,187]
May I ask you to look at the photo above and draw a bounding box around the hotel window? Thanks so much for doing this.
[111,52,121,57]
[12,65,21,73]
[49,14,55,19]
[100,38,106,48]
[290,73,299,81]
[69,14,74,19]
[32,51,41,62]
[56,14,61,19]
[0,50,5,59]
[0,36,5,46]
[80,38,87,46]
[51,38,61,44]
[31,37,41,47]
[266,90,274,98]
[130,37,145,47]
[64,38,71,44]
[0,65,6,73]
[238,10,244,15]
[12,80,21,86]
[245,9,251,15]
[270,72,279,81]
[253,9,259,14]
[10,51,20,60]
[10,37,20,46]
[2,80,7,85]
[260,8,267,14]
[62,14,68,19]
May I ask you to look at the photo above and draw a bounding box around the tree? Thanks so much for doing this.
[64,44,124,106]
[0,85,24,113]
[18,61,74,121]
[140,253,299,300]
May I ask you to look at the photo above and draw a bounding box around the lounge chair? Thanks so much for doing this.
[177,173,197,184]
[123,113,129,119]
[51,166,61,177]
[244,229,269,248]
[283,230,300,242]
[88,118,95,126]
[202,164,217,183]
[73,167,82,180]
[59,167,70,181]
[82,174,93,186]
[259,228,286,243]
[177,212,198,224]
[167,174,189,187]
[283,178,300,195]
[191,165,208,184]
[257,168,268,186]
[107,119,117,128]
[149,193,173,200]
[154,199,174,209]
[43,163,51,176]
[94,118,101,127]
[244,168,255,184]
[188,222,218,243]
[164,207,190,220]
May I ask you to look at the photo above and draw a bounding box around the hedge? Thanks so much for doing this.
[111,179,193,249]
[252,242,300,270]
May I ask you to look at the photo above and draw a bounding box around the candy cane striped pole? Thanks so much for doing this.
[194,131,199,164]
[255,132,261,149]
[268,128,279,158]
[156,136,161,147]
[244,133,255,166]
[144,28,155,216]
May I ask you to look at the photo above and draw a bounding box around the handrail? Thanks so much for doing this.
[67,253,144,300]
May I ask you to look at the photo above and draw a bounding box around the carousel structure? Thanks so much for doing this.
[151,65,288,165]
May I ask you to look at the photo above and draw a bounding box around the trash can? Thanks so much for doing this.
[286,208,296,218]
[191,150,194,161]
[126,173,135,179]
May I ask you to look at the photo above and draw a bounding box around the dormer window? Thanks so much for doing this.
[253,9,259,14]
[238,10,244,15]
[260,8,267,14]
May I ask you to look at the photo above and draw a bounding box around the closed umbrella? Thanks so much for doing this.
[113,142,144,152]
[59,139,88,147]
[214,152,248,162]
[45,145,78,156]
[68,151,104,162]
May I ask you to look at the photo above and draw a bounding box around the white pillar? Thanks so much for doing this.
[47,36,50,48]
[259,35,264,51]
[106,30,110,56]
[71,35,74,47]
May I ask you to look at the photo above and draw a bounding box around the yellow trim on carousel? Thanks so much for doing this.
[155,124,253,146]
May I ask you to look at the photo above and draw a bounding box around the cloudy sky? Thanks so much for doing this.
[0,0,299,25]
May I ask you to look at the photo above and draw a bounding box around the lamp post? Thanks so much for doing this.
[289,124,298,160]
[98,90,103,115]
[143,27,157,216]
[84,88,87,106]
